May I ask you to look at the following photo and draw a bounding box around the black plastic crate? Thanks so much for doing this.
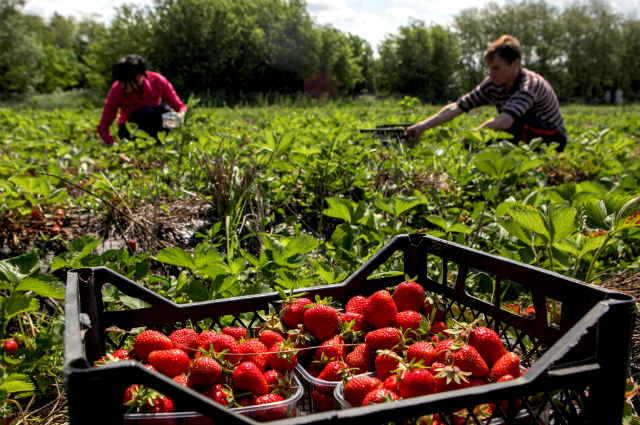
[63,233,636,424]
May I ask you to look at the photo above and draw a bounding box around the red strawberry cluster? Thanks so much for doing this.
[93,326,300,422]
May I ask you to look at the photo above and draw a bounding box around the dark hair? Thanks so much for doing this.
[484,35,522,64]
[112,55,149,83]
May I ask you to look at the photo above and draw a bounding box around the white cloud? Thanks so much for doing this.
[23,0,153,23]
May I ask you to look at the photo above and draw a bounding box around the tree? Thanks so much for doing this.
[347,34,374,94]
[620,19,640,93]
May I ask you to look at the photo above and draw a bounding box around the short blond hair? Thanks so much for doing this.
[484,35,522,64]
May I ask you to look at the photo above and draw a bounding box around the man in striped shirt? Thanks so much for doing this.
[406,35,567,152]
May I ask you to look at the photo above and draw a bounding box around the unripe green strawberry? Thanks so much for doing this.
[232,362,270,396]
[133,330,173,363]
[363,290,397,329]
[148,349,191,378]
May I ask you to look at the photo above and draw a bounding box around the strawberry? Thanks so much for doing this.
[144,364,157,372]
[365,327,401,351]
[112,349,131,359]
[173,374,195,389]
[123,384,141,408]
[259,330,284,349]
[201,383,233,406]
[345,295,368,315]
[361,388,399,406]
[141,395,175,413]
[318,360,350,382]
[304,301,339,341]
[468,327,507,367]
[434,365,471,393]
[490,352,521,382]
[198,332,238,361]
[287,326,313,358]
[233,362,270,396]
[170,328,199,357]
[252,394,286,421]
[434,339,458,363]
[267,341,298,372]
[395,310,423,335]
[363,290,397,329]
[423,295,446,322]
[344,376,382,407]
[238,339,269,372]
[191,355,222,387]
[282,297,313,329]
[263,369,285,388]
[382,374,400,396]
[407,341,436,366]
[431,321,450,337]
[346,343,372,374]
[339,312,369,334]
[311,390,333,412]
[148,349,191,378]
[446,344,489,378]
[93,353,124,368]
[398,367,435,399]
[237,395,258,407]
[315,334,346,361]
[470,377,487,387]
[375,350,402,381]
[393,278,425,312]
[222,326,249,341]
[128,239,137,251]
[490,375,521,415]
[133,330,173,363]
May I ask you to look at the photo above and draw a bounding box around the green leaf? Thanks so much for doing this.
[16,278,65,299]
[193,244,222,271]
[156,248,195,270]
[0,374,34,393]
[373,198,395,215]
[614,196,640,234]
[120,296,151,310]
[219,274,239,294]
[392,196,422,216]
[553,237,579,256]
[547,204,579,243]
[102,285,119,303]
[498,216,536,246]
[188,280,209,302]
[6,295,40,318]
[0,251,41,285]
[331,224,357,250]
[281,236,320,259]
[448,223,473,234]
[323,197,354,223]
[426,216,448,231]
[505,204,550,243]
[577,234,611,258]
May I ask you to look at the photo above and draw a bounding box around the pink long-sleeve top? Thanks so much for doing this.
[97,71,187,145]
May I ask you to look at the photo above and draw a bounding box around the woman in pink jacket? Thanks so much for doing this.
[97,55,187,145]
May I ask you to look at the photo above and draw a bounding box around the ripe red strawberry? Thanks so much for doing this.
[407,341,436,366]
[304,303,339,341]
[361,388,399,406]
[398,368,436,399]
[339,312,369,333]
[170,328,199,357]
[4,340,17,356]
[133,330,173,363]
[375,350,401,381]
[447,345,489,378]
[365,327,401,351]
[315,334,346,361]
[112,349,131,359]
[431,321,450,337]
[287,326,312,358]
[267,341,298,372]
[222,326,249,341]
[382,374,400,396]
[393,280,425,312]
[468,327,507,367]
[141,395,175,413]
[191,355,222,386]
[201,383,233,406]
[198,332,238,361]
[311,390,333,412]
[252,393,286,421]
[490,375,521,414]
[238,339,269,372]
[128,239,137,251]
[363,290,397,329]
[281,297,313,328]
[318,360,350,382]
[260,330,284,349]
[232,362,270,396]
[144,364,157,372]
[148,349,191,378]
[123,384,140,407]
[435,339,458,363]
[434,365,471,393]
[470,377,487,387]
[490,352,521,382]
[346,343,372,374]
[237,395,257,407]
[423,296,446,322]
[395,311,423,334]
[173,374,195,389]
[344,376,382,407]
[345,295,367,315]
[263,369,285,388]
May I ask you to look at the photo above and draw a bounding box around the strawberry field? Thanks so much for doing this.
[1,99,640,424]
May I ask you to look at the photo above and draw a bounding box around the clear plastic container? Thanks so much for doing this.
[124,374,303,424]
[294,364,340,414]
[334,371,377,409]
[161,112,183,129]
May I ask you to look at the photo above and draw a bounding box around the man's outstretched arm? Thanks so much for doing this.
[405,103,464,141]
[475,112,514,131]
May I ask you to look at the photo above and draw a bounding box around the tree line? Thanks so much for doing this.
[1,0,639,103]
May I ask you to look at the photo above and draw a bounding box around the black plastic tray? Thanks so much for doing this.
[63,233,636,424]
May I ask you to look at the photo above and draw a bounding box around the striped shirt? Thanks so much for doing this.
[456,68,567,139]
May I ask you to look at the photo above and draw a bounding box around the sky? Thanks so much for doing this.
[23,0,640,52]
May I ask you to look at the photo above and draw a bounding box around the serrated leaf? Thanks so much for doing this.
[16,278,65,299]
[553,237,579,256]
[120,295,151,310]
[426,216,448,231]
[374,199,395,215]
[281,236,319,259]
[448,223,473,234]
[0,374,34,393]
[0,251,41,285]
[102,284,119,303]
[6,295,40,318]
[193,244,222,271]
[219,274,239,294]
[548,204,579,243]
[78,238,102,260]
[156,248,195,270]
[505,204,550,243]
[331,223,357,250]
[614,196,640,234]
[577,234,611,258]
[392,196,422,216]
[188,280,209,302]
[323,197,354,223]
[498,216,537,246]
